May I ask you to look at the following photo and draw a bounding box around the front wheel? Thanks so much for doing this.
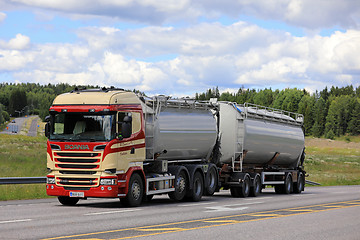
[121,173,143,207]
[58,196,79,206]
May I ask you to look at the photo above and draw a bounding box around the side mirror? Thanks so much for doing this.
[44,115,51,138]
[45,122,50,138]
[121,116,132,138]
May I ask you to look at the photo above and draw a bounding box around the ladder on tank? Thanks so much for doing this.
[232,106,245,172]
[144,97,161,161]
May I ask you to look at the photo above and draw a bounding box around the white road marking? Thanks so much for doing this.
[224,202,263,207]
[204,201,263,212]
[84,209,140,216]
[179,202,218,207]
[292,193,316,197]
[205,206,249,213]
[244,197,273,201]
[0,219,32,224]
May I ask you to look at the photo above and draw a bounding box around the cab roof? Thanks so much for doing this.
[52,88,141,105]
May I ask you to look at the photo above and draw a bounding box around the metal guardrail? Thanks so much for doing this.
[305,180,321,186]
[0,177,46,185]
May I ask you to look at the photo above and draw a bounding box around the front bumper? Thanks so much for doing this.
[46,184,119,198]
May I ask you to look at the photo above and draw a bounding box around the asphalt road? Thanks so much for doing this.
[28,116,40,137]
[0,185,359,240]
[0,117,27,135]
[0,116,39,136]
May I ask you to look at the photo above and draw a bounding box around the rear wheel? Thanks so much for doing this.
[188,172,204,202]
[204,166,218,196]
[275,184,284,194]
[250,174,262,197]
[169,170,188,201]
[284,174,293,194]
[230,175,250,198]
[58,196,79,206]
[121,173,143,207]
[293,172,304,194]
[275,173,293,194]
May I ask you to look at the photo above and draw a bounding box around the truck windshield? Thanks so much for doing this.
[50,112,116,142]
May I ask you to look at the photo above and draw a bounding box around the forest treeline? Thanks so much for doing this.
[0,83,359,138]
[0,83,144,125]
[0,83,97,124]
[195,85,360,139]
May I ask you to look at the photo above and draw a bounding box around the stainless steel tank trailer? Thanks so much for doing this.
[45,88,306,206]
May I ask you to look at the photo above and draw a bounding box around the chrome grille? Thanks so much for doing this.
[53,151,102,171]
[53,150,103,188]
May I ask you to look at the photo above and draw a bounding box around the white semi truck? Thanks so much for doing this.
[45,87,305,206]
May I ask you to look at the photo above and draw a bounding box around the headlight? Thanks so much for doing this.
[100,178,117,185]
[47,177,55,184]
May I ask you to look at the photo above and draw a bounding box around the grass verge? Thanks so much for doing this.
[304,137,360,186]
[0,134,50,201]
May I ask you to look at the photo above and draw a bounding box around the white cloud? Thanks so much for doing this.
[0,50,34,71]
[0,34,30,50]
[76,22,276,58]
[0,12,6,23]
[4,0,360,29]
[102,52,142,85]
[2,22,360,96]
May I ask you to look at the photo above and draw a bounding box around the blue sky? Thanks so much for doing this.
[0,0,359,96]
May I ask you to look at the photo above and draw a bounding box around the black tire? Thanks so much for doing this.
[121,173,143,207]
[293,172,304,194]
[274,184,285,194]
[275,184,284,194]
[58,196,79,206]
[188,171,204,202]
[143,194,154,202]
[284,174,293,194]
[169,170,188,201]
[275,173,293,194]
[230,175,250,198]
[230,186,242,197]
[250,174,262,197]
[204,166,218,196]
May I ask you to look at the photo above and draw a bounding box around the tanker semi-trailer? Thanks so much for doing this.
[45,87,306,207]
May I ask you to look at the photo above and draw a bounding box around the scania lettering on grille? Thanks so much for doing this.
[64,144,90,150]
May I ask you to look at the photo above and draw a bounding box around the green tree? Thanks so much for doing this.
[298,95,315,136]
[253,88,274,107]
[0,104,3,124]
[311,97,326,137]
[9,88,27,116]
[347,98,360,135]
[324,96,352,137]
[336,96,352,136]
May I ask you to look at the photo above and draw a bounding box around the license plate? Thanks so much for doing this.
[69,192,84,198]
